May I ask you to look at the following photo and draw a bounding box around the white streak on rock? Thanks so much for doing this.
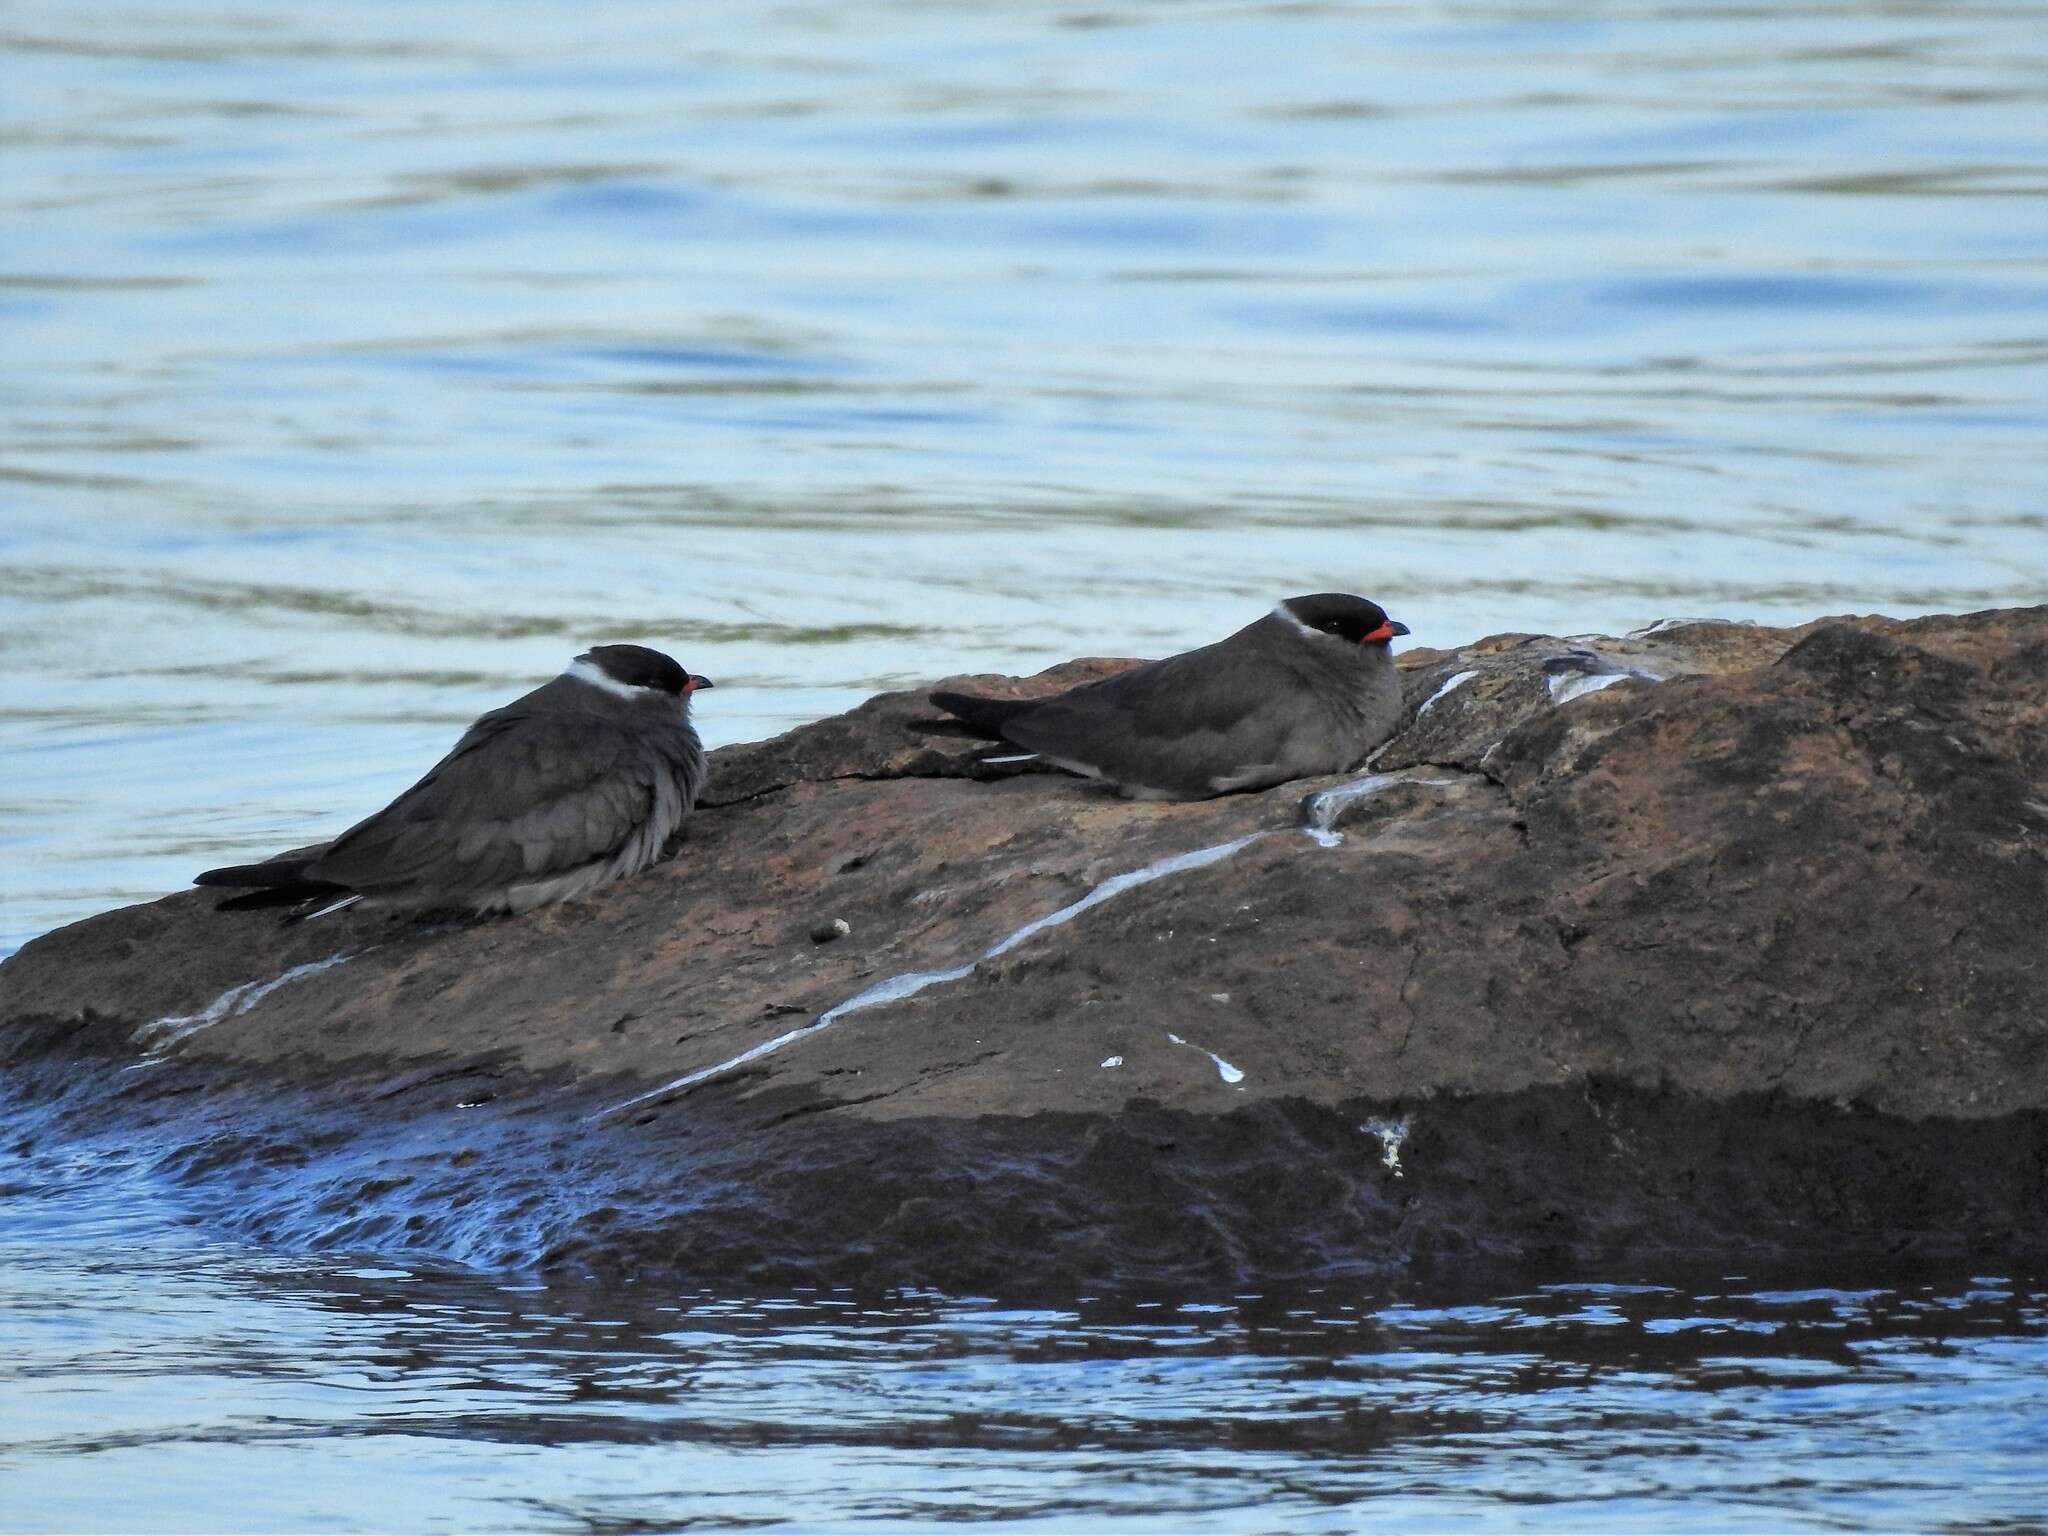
[1626,616,1753,637]
[597,834,1265,1117]
[818,966,977,1026]
[599,1022,828,1117]
[1167,1031,1245,1085]
[597,963,983,1117]
[133,952,359,1054]
[1101,1055,1123,1069]
[1417,669,1479,717]
[1302,772,1402,848]
[1547,662,1664,705]
[1364,1115,1411,1177]
[1302,772,1464,848]
[984,834,1263,959]
[1548,670,1629,704]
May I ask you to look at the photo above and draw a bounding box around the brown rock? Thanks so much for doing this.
[3,607,2045,1292]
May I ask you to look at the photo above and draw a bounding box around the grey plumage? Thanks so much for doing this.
[197,645,709,916]
[931,593,1409,800]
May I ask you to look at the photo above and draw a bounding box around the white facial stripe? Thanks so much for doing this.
[1271,602,1316,637]
[565,656,655,700]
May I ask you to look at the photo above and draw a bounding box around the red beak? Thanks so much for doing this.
[686,675,715,693]
[1362,619,1410,644]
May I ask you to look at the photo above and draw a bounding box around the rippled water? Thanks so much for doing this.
[4,0,2047,948]
[5,5,2048,1526]
[2,1145,2045,1534]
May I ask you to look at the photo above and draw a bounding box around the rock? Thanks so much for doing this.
[809,918,852,944]
[3,607,2045,1293]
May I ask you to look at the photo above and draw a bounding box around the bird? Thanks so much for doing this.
[195,644,712,918]
[929,593,1410,800]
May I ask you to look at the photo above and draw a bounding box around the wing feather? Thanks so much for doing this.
[1001,640,1316,796]
[309,708,662,900]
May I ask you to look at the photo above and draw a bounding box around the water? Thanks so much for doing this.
[3,1148,2045,1533]
[5,3,2048,1525]
[4,0,2046,949]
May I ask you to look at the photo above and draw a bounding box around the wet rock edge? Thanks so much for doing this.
[7,1027,2043,1295]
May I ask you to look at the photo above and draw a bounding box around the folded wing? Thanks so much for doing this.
[1000,643,1310,797]
[307,707,670,903]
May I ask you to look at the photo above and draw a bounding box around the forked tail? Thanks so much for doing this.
[928,689,1036,739]
[194,858,349,913]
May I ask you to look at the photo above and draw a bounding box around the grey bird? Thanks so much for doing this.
[196,644,712,917]
[930,593,1410,800]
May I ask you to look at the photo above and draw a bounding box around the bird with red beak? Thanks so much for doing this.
[932,592,1410,800]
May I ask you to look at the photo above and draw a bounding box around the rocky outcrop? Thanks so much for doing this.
[4,608,2045,1292]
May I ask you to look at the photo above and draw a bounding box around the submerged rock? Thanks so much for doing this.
[4,607,2045,1292]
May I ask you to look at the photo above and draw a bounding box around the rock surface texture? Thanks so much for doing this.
[4,608,2045,1292]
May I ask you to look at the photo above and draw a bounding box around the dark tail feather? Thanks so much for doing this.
[195,858,347,912]
[195,857,316,889]
[212,885,346,913]
[928,690,1036,739]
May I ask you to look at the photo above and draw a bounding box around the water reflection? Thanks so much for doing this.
[2,1151,2043,1531]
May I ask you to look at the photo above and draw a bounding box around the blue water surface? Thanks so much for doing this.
[3,3,2047,1527]
[1,1140,2044,1534]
